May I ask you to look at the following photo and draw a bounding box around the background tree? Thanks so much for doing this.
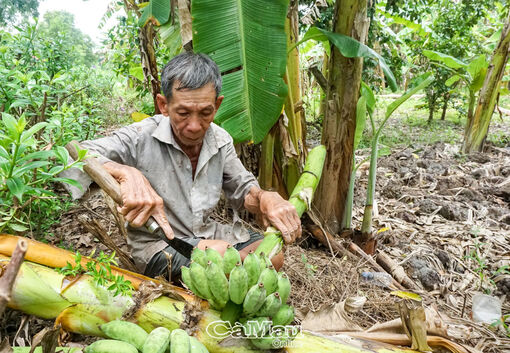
[0,0,39,26]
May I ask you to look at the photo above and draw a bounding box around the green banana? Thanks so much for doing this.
[181,266,199,295]
[191,247,207,267]
[258,252,271,272]
[228,262,248,305]
[223,245,241,274]
[206,260,229,306]
[205,247,224,268]
[100,320,148,350]
[243,282,267,315]
[142,327,171,353]
[256,292,282,317]
[258,265,278,294]
[170,329,190,353]
[189,261,213,300]
[272,304,295,326]
[84,340,138,353]
[242,316,271,338]
[277,272,291,303]
[242,251,261,287]
[220,300,243,325]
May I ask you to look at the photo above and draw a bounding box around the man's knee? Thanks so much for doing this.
[197,239,230,255]
[271,251,284,271]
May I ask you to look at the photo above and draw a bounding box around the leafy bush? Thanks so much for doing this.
[0,113,85,234]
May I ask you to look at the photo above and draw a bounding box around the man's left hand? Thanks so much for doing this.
[258,191,302,244]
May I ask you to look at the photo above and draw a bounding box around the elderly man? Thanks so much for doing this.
[77,52,301,279]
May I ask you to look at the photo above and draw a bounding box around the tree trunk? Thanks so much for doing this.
[314,0,370,233]
[440,93,449,121]
[462,13,510,153]
[139,23,161,115]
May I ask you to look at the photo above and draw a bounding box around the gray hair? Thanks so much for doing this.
[161,52,222,101]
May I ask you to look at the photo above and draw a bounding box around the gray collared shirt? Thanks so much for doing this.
[67,114,259,272]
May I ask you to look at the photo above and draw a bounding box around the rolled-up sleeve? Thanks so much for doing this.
[61,124,141,199]
[81,124,140,167]
[222,140,259,211]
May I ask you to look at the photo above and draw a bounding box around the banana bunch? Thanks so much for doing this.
[85,321,209,353]
[181,246,296,350]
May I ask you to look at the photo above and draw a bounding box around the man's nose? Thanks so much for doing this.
[186,117,202,133]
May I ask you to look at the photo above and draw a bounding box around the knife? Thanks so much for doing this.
[65,140,194,259]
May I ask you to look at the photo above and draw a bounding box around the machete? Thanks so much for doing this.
[65,140,194,259]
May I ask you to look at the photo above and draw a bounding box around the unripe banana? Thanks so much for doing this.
[272,304,295,326]
[207,298,223,311]
[191,247,207,267]
[242,316,271,338]
[85,339,138,353]
[170,329,190,353]
[256,292,282,317]
[258,252,270,273]
[142,327,171,353]
[242,251,261,287]
[206,261,229,306]
[181,266,199,295]
[189,336,209,353]
[258,265,278,294]
[189,261,213,300]
[220,300,243,325]
[205,247,223,268]
[277,272,291,303]
[223,245,241,275]
[228,262,248,304]
[243,282,267,315]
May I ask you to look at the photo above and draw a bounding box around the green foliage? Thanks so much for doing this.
[0,113,85,233]
[138,0,171,26]
[58,250,134,297]
[0,0,39,26]
[192,0,289,144]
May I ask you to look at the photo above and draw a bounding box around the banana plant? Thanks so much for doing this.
[423,50,488,123]
[340,74,434,241]
[359,73,434,241]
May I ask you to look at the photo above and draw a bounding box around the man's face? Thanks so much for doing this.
[157,82,223,148]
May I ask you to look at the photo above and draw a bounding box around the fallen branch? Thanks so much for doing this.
[376,251,422,291]
[348,242,406,291]
[0,239,27,316]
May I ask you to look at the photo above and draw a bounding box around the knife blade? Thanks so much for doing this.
[146,218,194,258]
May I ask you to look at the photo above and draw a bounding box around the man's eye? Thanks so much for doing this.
[178,111,189,117]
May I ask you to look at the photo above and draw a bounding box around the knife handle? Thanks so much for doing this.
[65,140,164,236]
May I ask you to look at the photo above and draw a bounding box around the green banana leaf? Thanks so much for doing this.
[290,27,397,92]
[353,95,367,152]
[422,50,467,70]
[139,0,171,26]
[192,0,289,144]
[385,72,434,120]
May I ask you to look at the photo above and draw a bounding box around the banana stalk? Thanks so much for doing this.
[0,248,416,353]
[255,145,326,258]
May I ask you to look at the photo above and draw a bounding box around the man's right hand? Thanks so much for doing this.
[103,162,174,240]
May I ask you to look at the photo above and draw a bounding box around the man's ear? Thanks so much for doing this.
[156,94,169,116]
[215,95,224,111]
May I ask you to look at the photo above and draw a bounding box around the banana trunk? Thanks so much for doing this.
[255,145,326,258]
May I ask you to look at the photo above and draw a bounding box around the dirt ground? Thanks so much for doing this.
[2,120,509,352]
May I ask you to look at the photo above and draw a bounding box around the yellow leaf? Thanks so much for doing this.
[377,227,389,234]
[391,291,422,301]
[131,112,150,122]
